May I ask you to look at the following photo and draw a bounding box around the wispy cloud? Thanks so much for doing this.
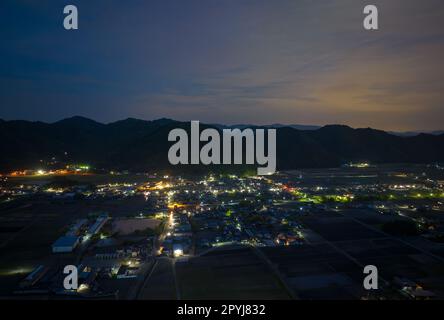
[1,0,443,130]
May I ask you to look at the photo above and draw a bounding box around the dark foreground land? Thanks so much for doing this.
[1,164,444,299]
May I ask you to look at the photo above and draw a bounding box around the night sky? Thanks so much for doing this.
[1,0,443,131]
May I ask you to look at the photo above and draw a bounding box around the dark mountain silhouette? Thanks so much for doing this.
[212,123,321,131]
[389,130,444,137]
[1,117,444,173]
[213,122,444,136]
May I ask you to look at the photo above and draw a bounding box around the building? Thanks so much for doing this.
[52,236,80,253]
[66,219,87,236]
[173,243,184,257]
[86,215,108,237]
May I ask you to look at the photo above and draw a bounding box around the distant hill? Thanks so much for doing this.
[1,117,444,172]
[212,123,321,131]
[389,130,444,137]
[217,123,444,136]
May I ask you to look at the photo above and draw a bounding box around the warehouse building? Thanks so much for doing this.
[52,236,80,253]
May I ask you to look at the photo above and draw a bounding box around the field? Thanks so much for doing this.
[175,247,291,300]
[0,193,150,296]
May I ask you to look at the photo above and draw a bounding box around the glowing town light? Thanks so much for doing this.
[77,284,89,292]
[173,248,183,257]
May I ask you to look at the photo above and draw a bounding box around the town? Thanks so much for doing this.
[0,162,443,299]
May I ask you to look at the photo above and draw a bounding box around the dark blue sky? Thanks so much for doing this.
[1,0,443,131]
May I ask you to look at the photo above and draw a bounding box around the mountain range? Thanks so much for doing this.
[213,123,444,136]
[1,116,444,173]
